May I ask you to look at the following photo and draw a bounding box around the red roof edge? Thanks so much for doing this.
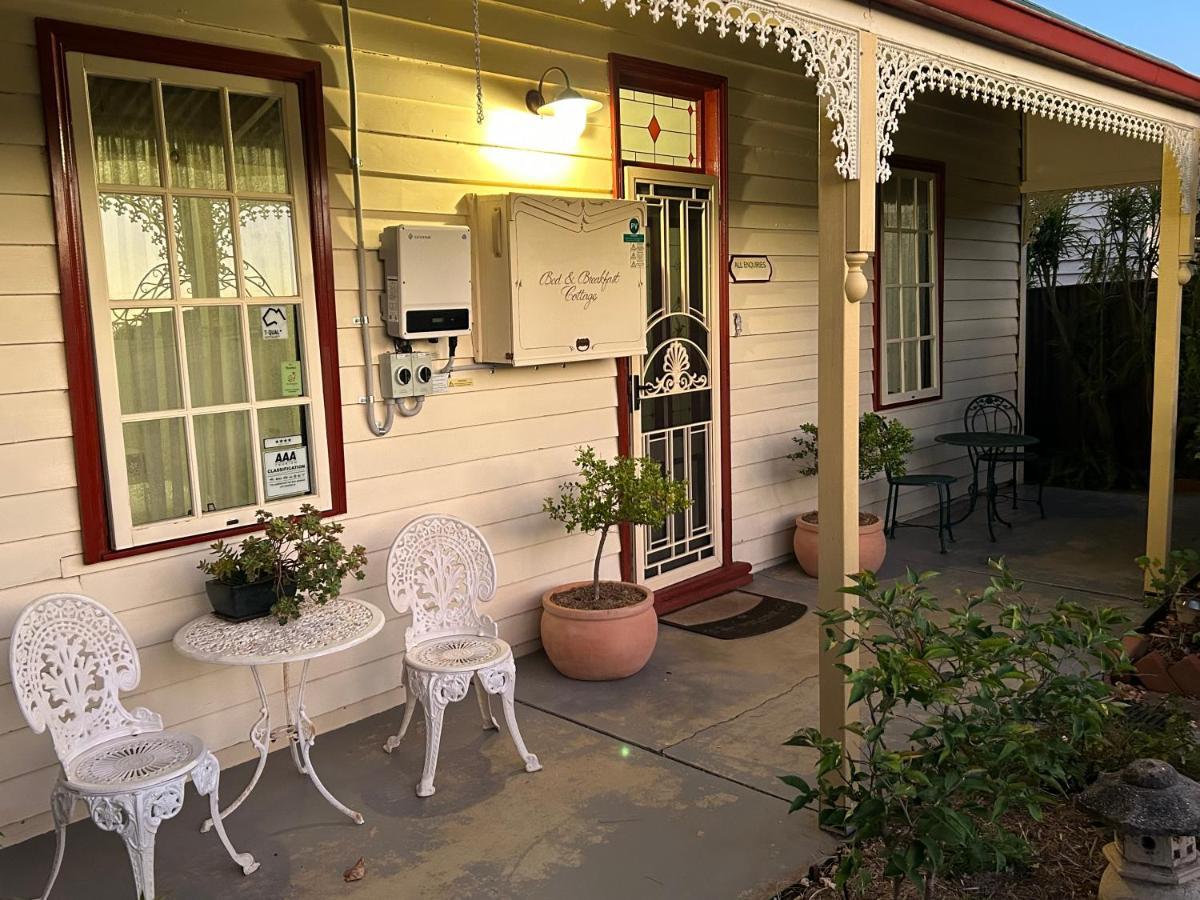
[871,0,1200,110]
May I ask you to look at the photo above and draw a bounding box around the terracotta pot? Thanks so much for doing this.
[792,512,886,578]
[540,581,657,681]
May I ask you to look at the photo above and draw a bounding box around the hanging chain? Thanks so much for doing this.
[473,0,484,125]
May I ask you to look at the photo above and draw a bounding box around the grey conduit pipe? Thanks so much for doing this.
[341,0,394,437]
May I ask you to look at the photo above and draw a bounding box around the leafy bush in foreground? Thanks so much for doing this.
[782,562,1128,900]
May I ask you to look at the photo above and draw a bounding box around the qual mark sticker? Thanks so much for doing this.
[261,306,288,340]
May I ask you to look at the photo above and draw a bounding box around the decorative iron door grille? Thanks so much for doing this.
[628,173,721,585]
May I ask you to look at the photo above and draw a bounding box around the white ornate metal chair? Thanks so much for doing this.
[382,514,541,796]
[9,593,259,899]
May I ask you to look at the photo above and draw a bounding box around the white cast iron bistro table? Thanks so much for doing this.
[172,597,385,828]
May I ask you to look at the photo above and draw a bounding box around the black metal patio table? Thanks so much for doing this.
[934,431,1040,542]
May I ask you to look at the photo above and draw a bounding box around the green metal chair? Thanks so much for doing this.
[963,394,1045,518]
[884,469,957,554]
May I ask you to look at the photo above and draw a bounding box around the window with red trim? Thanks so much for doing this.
[39,21,344,563]
[875,163,945,408]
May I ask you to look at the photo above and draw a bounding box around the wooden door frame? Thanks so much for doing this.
[608,53,750,614]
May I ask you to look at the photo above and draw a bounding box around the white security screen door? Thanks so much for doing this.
[625,168,723,588]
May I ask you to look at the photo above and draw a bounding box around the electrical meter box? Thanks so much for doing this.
[469,194,647,366]
[379,224,472,340]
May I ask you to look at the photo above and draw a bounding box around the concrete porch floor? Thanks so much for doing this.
[1,488,1195,899]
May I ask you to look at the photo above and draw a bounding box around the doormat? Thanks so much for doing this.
[664,595,807,640]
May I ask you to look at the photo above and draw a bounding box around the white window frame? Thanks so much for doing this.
[878,167,941,407]
[66,54,332,550]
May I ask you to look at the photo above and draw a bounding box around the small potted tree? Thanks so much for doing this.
[788,411,913,577]
[198,504,368,624]
[541,447,689,680]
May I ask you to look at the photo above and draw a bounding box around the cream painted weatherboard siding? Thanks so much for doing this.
[0,0,1021,841]
[732,90,1022,563]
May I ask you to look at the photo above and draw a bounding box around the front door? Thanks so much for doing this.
[625,167,723,589]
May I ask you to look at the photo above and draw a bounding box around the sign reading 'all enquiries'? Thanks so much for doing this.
[728,255,773,283]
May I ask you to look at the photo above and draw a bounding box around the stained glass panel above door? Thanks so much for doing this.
[619,89,700,168]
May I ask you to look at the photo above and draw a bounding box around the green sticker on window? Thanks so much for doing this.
[280,360,302,397]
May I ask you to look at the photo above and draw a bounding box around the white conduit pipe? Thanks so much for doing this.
[341,0,394,437]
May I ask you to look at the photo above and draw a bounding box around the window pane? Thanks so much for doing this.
[249,303,303,400]
[919,231,932,283]
[240,201,298,296]
[919,287,934,336]
[183,306,247,406]
[229,93,290,193]
[885,287,900,340]
[883,177,898,228]
[917,178,932,230]
[258,404,309,444]
[886,344,901,396]
[124,417,191,525]
[900,177,916,228]
[920,339,934,390]
[99,194,171,300]
[162,85,227,190]
[112,308,182,414]
[903,338,918,390]
[174,198,237,298]
[258,406,313,499]
[883,231,898,285]
[194,410,256,512]
[900,231,917,284]
[902,287,919,339]
[88,76,161,187]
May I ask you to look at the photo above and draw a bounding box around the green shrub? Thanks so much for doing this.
[199,504,367,623]
[781,561,1128,899]
[789,412,914,482]
[1137,548,1199,607]
[544,447,689,602]
[1086,697,1200,783]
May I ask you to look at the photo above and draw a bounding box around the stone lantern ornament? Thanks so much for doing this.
[1079,759,1200,899]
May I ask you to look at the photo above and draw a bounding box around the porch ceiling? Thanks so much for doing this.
[1022,114,1164,195]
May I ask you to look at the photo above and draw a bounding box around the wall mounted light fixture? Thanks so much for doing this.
[525,66,601,121]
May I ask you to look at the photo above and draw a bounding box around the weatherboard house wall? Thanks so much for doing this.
[0,0,1051,842]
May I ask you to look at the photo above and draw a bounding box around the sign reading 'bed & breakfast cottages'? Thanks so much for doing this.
[537,268,623,311]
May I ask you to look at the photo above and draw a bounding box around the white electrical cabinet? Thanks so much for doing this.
[469,193,647,366]
[379,224,473,340]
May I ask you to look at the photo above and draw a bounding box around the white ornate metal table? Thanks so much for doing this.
[173,597,385,828]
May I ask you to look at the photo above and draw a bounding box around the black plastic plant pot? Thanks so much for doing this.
[205,578,297,623]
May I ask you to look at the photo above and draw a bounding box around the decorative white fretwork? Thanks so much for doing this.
[1164,124,1200,219]
[877,40,1200,214]
[584,0,859,178]
[11,594,259,899]
[641,339,710,397]
[382,515,541,797]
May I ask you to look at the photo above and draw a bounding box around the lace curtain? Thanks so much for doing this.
[91,75,298,526]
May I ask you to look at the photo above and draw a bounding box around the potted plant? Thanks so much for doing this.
[540,447,689,680]
[788,411,913,577]
[198,504,368,624]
